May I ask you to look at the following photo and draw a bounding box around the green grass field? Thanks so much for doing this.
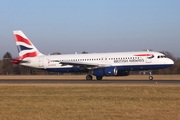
[0,84,180,120]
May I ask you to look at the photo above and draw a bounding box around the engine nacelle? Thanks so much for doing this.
[92,67,118,76]
[116,70,130,76]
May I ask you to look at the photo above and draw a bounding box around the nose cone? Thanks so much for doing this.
[168,59,174,65]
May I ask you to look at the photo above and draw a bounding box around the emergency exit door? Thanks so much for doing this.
[38,57,44,67]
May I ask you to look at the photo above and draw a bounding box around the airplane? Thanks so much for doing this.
[11,30,174,80]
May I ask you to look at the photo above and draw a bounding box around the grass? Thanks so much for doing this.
[0,75,180,80]
[0,84,180,120]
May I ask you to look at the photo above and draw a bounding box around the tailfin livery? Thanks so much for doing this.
[13,30,43,60]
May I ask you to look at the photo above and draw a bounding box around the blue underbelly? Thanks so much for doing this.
[43,64,172,72]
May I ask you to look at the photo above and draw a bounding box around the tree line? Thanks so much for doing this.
[0,51,180,75]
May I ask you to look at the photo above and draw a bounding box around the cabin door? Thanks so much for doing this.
[146,57,151,63]
[38,57,44,67]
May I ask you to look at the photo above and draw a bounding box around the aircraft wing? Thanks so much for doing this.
[60,61,110,69]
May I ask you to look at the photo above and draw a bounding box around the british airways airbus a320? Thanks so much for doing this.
[11,30,174,80]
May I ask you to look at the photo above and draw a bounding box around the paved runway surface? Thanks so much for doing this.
[1,79,180,84]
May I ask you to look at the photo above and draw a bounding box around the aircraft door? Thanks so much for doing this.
[146,57,151,63]
[38,57,44,67]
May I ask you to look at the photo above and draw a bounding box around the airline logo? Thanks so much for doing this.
[14,33,38,60]
[134,54,154,59]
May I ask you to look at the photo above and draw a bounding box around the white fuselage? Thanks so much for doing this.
[12,30,174,80]
[21,51,174,72]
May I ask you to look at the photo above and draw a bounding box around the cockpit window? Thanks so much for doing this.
[157,55,167,59]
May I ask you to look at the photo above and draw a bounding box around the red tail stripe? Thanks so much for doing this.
[13,52,37,61]
[20,52,37,60]
[14,34,32,45]
[11,52,37,64]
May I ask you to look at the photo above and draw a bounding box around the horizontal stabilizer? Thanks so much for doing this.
[11,59,30,64]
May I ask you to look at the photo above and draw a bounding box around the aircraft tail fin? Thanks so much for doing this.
[13,30,43,60]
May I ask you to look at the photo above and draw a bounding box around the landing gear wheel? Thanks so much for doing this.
[148,70,153,80]
[86,75,93,80]
[96,76,103,80]
[149,76,153,80]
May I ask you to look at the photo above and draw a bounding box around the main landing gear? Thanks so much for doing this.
[86,75,103,80]
[148,71,153,80]
[86,75,93,80]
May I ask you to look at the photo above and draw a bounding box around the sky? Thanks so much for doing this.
[1,0,180,58]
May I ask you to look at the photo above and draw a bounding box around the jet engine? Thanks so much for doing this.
[92,67,118,76]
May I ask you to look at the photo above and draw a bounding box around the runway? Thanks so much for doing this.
[1,79,180,84]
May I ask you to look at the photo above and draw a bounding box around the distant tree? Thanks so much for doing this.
[177,66,180,74]
[160,51,175,60]
[13,65,21,75]
[0,60,2,74]
[2,52,13,75]
[82,51,88,54]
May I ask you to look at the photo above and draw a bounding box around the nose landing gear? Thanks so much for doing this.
[148,71,153,80]
[149,76,153,80]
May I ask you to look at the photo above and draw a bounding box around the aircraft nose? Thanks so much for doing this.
[168,59,174,65]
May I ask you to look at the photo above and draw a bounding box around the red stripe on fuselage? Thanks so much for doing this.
[14,34,32,45]
[134,54,154,56]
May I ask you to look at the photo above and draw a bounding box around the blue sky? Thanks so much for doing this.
[1,0,180,58]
